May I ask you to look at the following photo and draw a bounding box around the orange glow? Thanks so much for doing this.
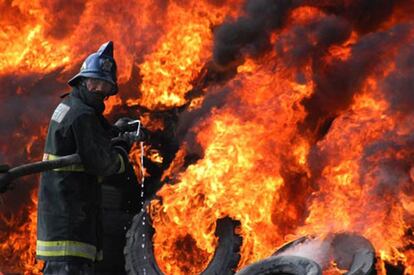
[289,6,326,25]
[128,1,242,110]
[0,187,42,274]
[327,31,358,62]
[150,54,315,272]
[103,95,122,116]
[2,0,414,274]
[237,58,258,74]
[147,148,163,164]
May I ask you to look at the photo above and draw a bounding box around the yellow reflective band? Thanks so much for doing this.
[43,153,85,172]
[117,154,125,174]
[36,250,95,260]
[36,240,99,261]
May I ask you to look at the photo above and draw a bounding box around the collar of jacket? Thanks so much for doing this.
[70,86,105,114]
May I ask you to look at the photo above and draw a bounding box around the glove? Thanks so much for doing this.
[111,133,135,153]
[132,127,148,142]
[114,117,138,133]
[114,117,148,140]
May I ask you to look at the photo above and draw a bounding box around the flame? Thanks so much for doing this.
[2,0,414,274]
[295,87,405,264]
[127,1,242,110]
[147,148,163,164]
[0,187,42,274]
[148,4,414,275]
[161,147,187,183]
[150,52,315,272]
[103,95,122,116]
[236,58,258,74]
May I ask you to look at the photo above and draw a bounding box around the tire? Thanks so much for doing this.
[272,236,313,256]
[272,234,375,275]
[201,217,242,275]
[124,206,242,275]
[331,233,376,275]
[235,255,322,275]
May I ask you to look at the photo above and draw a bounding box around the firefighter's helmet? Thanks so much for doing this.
[68,41,118,95]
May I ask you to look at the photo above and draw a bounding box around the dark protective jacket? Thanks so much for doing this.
[36,86,125,262]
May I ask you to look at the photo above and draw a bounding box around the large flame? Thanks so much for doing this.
[149,3,414,275]
[151,54,315,272]
[127,1,242,110]
[2,0,414,274]
[0,186,42,274]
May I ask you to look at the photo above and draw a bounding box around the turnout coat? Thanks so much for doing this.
[36,87,125,262]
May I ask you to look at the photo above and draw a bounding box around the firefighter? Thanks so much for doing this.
[36,41,132,274]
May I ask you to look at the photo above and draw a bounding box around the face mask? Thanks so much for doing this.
[76,85,106,114]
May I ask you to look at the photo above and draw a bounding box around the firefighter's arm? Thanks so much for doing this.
[72,113,126,176]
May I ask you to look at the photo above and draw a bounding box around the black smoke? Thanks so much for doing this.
[213,0,295,68]
[0,70,66,157]
[0,69,67,212]
[275,15,351,68]
[360,138,414,196]
[303,0,400,33]
[301,24,413,139]
[212,0,413,140]
[381,42,414,114]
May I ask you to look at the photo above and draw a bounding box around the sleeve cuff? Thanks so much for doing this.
[113,145,128,174]
[117,154,125,174]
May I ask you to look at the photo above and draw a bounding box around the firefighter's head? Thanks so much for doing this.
[83,78,114,99]
[68,41,118,96]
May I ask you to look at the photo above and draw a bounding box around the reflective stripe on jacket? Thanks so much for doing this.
[36,240,103,261]
[43,153,125,173]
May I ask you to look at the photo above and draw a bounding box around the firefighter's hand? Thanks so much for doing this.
[111,133,135,153]
[131,127,148,142]
[114,117,137,133]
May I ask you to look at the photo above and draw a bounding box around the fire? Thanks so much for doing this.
[150,53,315,272]
[127,1,242,110]
[0,22,70,74]
[103,95,122,116]
[236,58,258,74]
[0,0,73,74]
[149,2,414,275]
[2,0,414,274]
[0,186,42,274]
[295,83,405,259]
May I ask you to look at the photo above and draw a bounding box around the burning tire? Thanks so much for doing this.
[124,206,242,275]
[272,233,375,275]
[330,233,376,275]
[272,236,312,256]
[235,255,322,275]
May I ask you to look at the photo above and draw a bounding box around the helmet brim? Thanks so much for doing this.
[68,72,118,94]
